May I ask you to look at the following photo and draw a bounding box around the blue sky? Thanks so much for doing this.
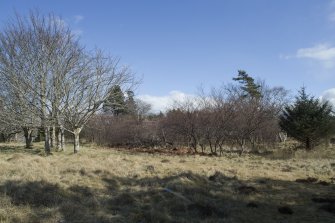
[1,0,335,111]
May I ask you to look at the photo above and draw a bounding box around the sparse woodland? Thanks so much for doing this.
[83,72,335,155]
[0,11,335,223]
[0,11,135,153]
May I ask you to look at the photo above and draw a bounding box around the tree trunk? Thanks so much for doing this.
[239,139,246,156]
[208,139,214,154]
[51,124,56,149]
[219,145,223,156]
[57,128,61,151]
[279,132,287,143]
[190,135,197,153]
[23,127,33,148]
[44,126,51,154]
[40,69,49,153]
[61,126,65,151]
[73,128,81,153]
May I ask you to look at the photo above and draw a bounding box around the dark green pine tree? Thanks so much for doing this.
[103,85,126,116]
[125,90,137,116]
[233,70,262,99]
[279,87,334,150]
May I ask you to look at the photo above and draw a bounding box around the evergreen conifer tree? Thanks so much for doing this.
[125,90,137,116]
[279,87,334,150]
[233,70,262,99]
[103,85,126,116]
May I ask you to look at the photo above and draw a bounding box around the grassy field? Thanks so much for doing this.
[0,143,334,223]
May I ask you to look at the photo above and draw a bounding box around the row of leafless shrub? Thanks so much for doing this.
[82,83,289,155]
[82,115,160,148]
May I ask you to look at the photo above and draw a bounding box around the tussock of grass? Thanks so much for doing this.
[0,142,334,222]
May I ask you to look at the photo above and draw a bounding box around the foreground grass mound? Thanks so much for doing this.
[0,143,334,222]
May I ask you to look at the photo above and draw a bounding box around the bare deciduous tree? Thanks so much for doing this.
[0,11,135,153]
[158,82,289,155]
[61,51,135,153]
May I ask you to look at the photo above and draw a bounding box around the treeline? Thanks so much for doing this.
[83,71,284,154]
[83,70,335,154]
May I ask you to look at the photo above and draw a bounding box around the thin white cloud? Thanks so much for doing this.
[320,88,335,108]
[296,44,335,61]
[74,15,84,24]
[282,1,335,70]
[137,90,197,113]
[285,44,335,68]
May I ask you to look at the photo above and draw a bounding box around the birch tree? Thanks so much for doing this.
[0,11,136,153]
[61,51,135,153]
[0,12,77,152]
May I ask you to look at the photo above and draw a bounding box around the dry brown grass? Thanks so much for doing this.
[0,142,334,222]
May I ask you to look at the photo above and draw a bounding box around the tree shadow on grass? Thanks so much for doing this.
[0,144,42,156]
[0,171,334,223]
